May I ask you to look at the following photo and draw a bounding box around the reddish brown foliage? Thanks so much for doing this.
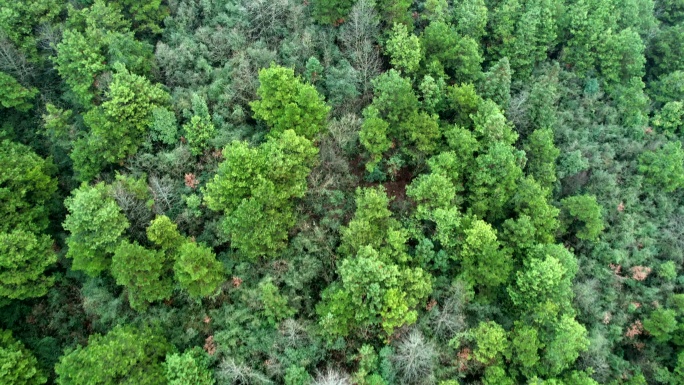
[184,173,199,189]
[630,266,652,281]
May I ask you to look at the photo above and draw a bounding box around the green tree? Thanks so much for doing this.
[0,230,56,302]
[0,140,57,234]
[317,246,431,339]
[560,195,604,241]
[360,106,392,171]
[508,254,571,319]
[146,215,184,251]
[259,278,295,325]
[652,101,684,135]
[523,128,560,191]
[480,58,512,110]
[111,241,172,311]
[55,325,172,385]
[0,72,37,112]
[370,69,420,127]
[164,348,214,385]
[63,182,129,276]
[638,141,684,192]
[376,0,412,27]
[459,219,512,289]
[183,94,215,155]
[250,65,330,139]
[73,63,169,181]
[53,28,107,107]
[472,321,508,364]
[643,308,678,343]
[174,241,224,299]
[453,0,488,40]
[0,329,47,385]
[421,20,483,82]
[339,186,408,261]
[508,177,560,244]
[468,142,524,219]
[204,130,318,259]
[386,23,422,74]
[311,0,356,24]
[541,315,589,377]
[509,322,542,375]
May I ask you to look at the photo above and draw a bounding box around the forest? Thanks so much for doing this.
[1,0,684,384]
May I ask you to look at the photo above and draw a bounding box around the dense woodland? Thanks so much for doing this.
[2,0,684,384]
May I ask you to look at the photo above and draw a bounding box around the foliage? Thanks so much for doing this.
[638,140,684,192]
[164,348,215,385]
[174,241,224,299]
[386,23,422,74]
[0,140,57,234]
[0,72,37,112]
[0,230,56,301]
[0,329,47,385]
[251,65,330,139]
[111,241,172,311]
[63,183,129,276]
[560,195,604,241]
[54,325,172,385]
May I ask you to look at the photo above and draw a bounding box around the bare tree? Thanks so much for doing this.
[339,0,382,97]
[312,368,352,385]
[217,358,273,385]
[0,33,34,83]
[149,175,177,214]
[391,329,437,385]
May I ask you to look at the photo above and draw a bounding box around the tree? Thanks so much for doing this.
[63,182,129,276]
[638,141,684,192]
[359,106,392,171]
[204,130,318,259]
[468,142,524,219]
[370,69,420,127]
[146,215,184,251]
[164,348,214,385]
[480,58,512,110]
[508,255,571,318]
[311,0,356,25]
[540,315,589,377]
[183,94,215,155]
[652,101,684,135]
[174,241,224,299]
[453,0,488,41]
[406,173,457,213]
[508,177,560,244]
[53,28,107,107]
[0,140,57,234]
[376,0,412,27]
[317,246,431,339]
[259,278,295,325]
[73,63,169,181]
[250,65,330,139]
[472,321,508,364]
[55,325,172,385]
[385,23,422,74]
[509,322,542,375]
[643,308,678,343]
[560,195,604,241]
[459,219,512,289]
[523,128,560,191]
[0,230,56,302]
[0,329,46,385]
[421,20,483,82]
[339,186,408,261]
[111,241,172,311]
[0,72,37,112]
